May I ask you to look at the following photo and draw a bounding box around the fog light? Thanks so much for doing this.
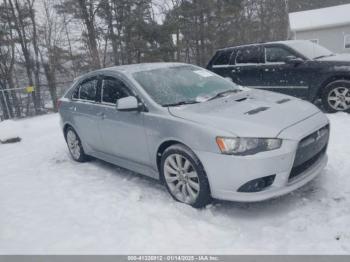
[238,175,276,193]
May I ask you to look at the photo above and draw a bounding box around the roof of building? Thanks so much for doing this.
[289,4,350,32]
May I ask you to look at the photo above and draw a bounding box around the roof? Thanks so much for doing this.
[217,40,308,51]
[289,4,350,32]
[101,62,188,74]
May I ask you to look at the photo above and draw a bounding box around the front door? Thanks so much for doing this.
[260,45,310,98]
[97,76,150,168]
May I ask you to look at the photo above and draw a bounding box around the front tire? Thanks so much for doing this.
[160,144,211,208]
[322,80,350,113]
[65,127,88,162]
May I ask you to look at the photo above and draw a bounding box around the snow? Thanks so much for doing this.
[0,113,350,254]
[0,120,21,141]
[289,4,350,32]
[281,40,333,60]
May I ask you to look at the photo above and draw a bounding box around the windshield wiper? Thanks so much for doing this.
[314,54,335,60]
[207,89,241,101]
[162,100,200,107]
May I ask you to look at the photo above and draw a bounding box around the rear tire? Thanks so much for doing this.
[65,127,89,162]
[160,144,211,208]
[321,80,350,113]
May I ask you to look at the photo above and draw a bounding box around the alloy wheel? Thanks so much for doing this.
[66,130,81,160]
[163,153,200,204]
[327,87,350,111]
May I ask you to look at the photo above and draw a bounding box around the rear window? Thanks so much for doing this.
[236,46,263,64]
[212,50,233,66]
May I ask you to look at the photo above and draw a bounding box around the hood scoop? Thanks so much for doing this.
[245,107,270,115]
[276,98,291,104]
[235,97,248,102]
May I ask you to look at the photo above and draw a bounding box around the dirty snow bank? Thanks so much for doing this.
[0,120,21,141]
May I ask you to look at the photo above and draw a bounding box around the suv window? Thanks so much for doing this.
[102,77,130,104]
[265,46,294,63]
[236,46,263,64]
[79,78,98,101]
[213,50,233,66]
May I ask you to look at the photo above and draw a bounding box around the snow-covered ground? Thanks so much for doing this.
[0,113,349,254]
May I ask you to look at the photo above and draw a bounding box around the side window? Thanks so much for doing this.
[102,77,130,104]
[213,50,233,66]
[79,79,98,101]
[265,46,294,63]
[72,85,80,99]
[236,46,263,64]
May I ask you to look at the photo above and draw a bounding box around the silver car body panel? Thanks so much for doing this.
[59,63,329,202]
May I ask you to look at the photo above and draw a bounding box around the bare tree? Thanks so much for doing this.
[0,0,21,118]
[8,0,38,113]
[26,0,42,109]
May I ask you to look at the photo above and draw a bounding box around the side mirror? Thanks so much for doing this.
[285,56,304,65]
[116,96,140,112]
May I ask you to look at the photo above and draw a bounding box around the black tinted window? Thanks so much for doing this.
[72,86,79,99]
[265,46,294,63]
[236,46,263,64]
[79,79,97,101]
[102,78,130,104]
[213,50,232,65]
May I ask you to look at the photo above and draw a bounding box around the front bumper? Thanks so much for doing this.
[195,112,329,202]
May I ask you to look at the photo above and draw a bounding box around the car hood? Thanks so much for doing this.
[168,89,320,138]
[317,53,350,62]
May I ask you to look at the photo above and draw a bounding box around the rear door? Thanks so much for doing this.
[260,45,310,98]
[97,75,150,168]
[230,46,264,86]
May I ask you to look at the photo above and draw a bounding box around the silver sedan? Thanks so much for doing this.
[58,63,330,208]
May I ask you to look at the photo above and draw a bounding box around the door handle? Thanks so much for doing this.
[69,106,76,111]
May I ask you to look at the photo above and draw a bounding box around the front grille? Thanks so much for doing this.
[289,125,329,181]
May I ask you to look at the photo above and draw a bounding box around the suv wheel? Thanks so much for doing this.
[322,80,350,113]
[160,144,211,208]
[65,127,89,162]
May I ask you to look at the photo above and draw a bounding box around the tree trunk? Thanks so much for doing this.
[27,0,42,109]
[7,75,21,117]
[106,0,119,65]
[0,82,10,120]
[8,0,38,113]
[77,0,101,69]
[43,63,58,112]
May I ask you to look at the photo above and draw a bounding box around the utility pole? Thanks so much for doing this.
[285,0,292,39]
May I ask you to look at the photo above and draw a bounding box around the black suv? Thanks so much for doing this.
[207,40,350,112]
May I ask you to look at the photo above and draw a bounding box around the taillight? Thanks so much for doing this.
[57,100,62,109]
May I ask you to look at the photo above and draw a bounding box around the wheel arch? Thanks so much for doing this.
[316,75,350,100]
[156,140,189,175]
[62,122,79,141]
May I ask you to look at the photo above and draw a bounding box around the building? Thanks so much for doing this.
[289,4,350,54]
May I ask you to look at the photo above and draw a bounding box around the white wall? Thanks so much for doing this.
[294,25,350,54]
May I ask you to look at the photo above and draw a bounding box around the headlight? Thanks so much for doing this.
[216,137,282,155]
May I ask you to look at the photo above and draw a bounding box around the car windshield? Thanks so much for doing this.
[286,41,334,60]
[132,65,240,106]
